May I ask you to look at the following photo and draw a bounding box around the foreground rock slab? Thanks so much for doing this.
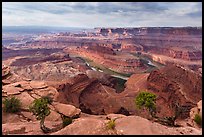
[114,116,202,135]
[51,117,115,135]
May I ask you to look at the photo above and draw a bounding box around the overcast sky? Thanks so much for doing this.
[2,2,202,28]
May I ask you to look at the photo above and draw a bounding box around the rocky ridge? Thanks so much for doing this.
[2,65,202,135]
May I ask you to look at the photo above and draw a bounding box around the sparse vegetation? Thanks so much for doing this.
[135,91,156,117]
[194,114,202,126]
[41,95,53,104]
[29,96,52,133]
[62,116,73,127]
[106,119,116,130]
[3,96,21,113]
[113,78,127,93]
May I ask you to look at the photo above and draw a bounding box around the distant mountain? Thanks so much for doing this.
[2,26,93,34]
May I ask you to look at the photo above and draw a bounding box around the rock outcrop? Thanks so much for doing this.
[143,46,202,61]
[65,46,145,74]
[56,74,123,115]
[3,112,202,135]
[114,115,201,135]
[2,80,81,126]
[53,102,81,118]
[84,44,116,55]
[51,114,201,135]
[95,27,202,36]
[52,117,114,135]
[147,65,202,118]
[2,26,202,135]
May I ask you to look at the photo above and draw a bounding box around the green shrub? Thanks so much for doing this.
[135,91,156,116]
[194,114,202,126]
[29,97,52,133]
[41,95,53,104]
[106,119,115,130]
[62,116,73,127]
[3,96,21,113]
[29,97,51,120]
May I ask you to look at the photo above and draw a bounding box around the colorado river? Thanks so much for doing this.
[147,60,156,67]
[85,62,97,71]
[85,62,129,80]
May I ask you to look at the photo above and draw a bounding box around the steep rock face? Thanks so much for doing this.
[86,70,116,88]
[95,27,202,37]
[120,36,201,61]
[56,74,123,115]
[95,27,202,61]
[85,44,116,55]
[86,70,126,92]
[56,74,93,106]
[147,65,202,118]
[143,46,202,61]
[124,73,149,92]
[65,46,144,74]
[78,80,120,114]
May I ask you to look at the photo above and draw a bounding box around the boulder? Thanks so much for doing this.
[15,92,35,110]
[45,110,62,122]
[53,102,81,118]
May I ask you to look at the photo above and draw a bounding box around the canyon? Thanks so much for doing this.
[2,27,202,135]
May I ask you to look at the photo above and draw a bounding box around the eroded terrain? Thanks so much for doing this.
[2,27,202,135]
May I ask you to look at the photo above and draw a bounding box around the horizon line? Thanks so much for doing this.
[3,25,202,28]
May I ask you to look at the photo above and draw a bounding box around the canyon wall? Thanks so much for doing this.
[95,27,202,36]
[147,65,202,118]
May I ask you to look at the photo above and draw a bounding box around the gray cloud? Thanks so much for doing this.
[2,2,202,27]
[186,3,202,17]
[187,11,202,17]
